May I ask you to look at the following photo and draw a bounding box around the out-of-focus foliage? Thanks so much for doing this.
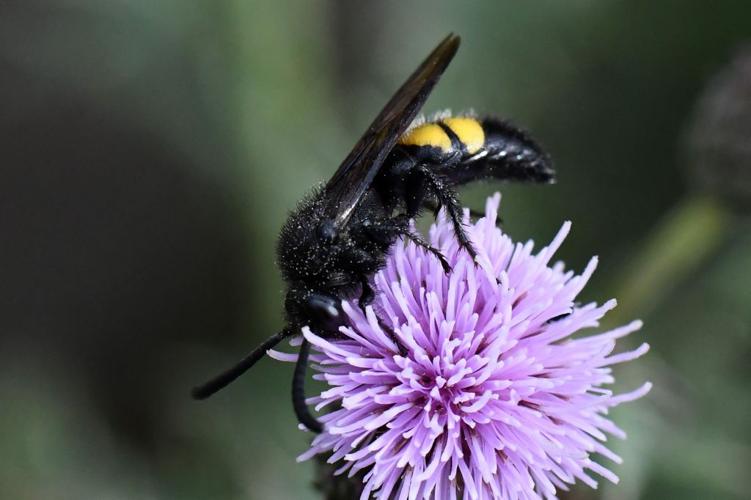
[1,1,749,499]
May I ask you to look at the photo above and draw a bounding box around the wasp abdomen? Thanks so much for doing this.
[441,116,485,154]
[398,116,485,157]
[394,115,554,184]
[398,122,453,153]
[478,117,555,183]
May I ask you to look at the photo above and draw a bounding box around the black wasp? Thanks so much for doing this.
[192,34,554,433]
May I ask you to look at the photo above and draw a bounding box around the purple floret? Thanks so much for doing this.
[271,193,651,500]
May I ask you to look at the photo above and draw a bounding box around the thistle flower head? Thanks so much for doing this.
[272,194,651,499]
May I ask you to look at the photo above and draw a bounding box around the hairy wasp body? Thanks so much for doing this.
[192,35,554,434]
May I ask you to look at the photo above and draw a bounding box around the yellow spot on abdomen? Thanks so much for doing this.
[399,123,451,152]
[443,117,485,154]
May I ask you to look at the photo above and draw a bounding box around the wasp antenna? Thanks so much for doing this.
[191,329,290,400]
[292,339,323,433]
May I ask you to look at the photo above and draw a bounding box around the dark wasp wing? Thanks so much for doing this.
[324,34,461,227]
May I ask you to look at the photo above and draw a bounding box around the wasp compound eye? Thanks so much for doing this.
[316,219,337,243]
[307,293,340,320]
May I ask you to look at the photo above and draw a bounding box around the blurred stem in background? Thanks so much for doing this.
[611,194,730,325]
[596,42,751,500]
[613,43,751,326]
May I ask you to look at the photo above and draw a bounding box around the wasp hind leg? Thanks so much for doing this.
[422,199,490,222]
[415,165,478,262]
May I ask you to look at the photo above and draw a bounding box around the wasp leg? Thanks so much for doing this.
[361,217,451,273]
[422,199,488,221]
[411,233,452,273]
[404,166,428,217]
[393,215,451,273]
[292,339,323,433]
[359,276,375,310]
[351,249,407,356]
[416,165,478,261]
[377,315,408,356]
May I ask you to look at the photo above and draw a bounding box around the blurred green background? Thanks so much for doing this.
[1,1,750,499]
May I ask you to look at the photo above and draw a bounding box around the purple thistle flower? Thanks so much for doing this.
[270,193,651,500]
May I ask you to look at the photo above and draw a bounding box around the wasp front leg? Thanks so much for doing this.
[358,275,376,308]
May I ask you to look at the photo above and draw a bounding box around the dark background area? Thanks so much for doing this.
[1,1,750,499]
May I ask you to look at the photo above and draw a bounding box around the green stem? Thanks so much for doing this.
[611,194,731,323]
